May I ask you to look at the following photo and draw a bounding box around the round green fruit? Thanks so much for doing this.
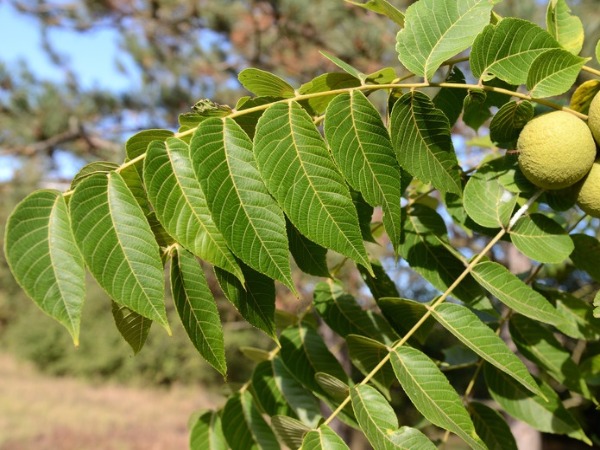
[588,92,600,145]
[576,160,600,217]
[517,111,596,190]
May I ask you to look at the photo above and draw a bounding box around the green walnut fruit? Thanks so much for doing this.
[576,159,600,217]
[517,111,596,190]
[588,92,600,145]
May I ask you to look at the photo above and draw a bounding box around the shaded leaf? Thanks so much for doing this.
[125,129,174,179]
[315,373,350,402]
[298,73,361,115]
[359,261,400,301]
[252,361,295,417]
[570,233,600,282]
[539,287,600,340]
[111,301,151,355]
[390,346,485,450]
[396,0,498,81]
[346,0,404,27]
[238,68,295,98]
[5,190,85,344]
[171,246,226,375]
[287,219,330,278]
[346,335,396,399]
[526,49,588,98]
[70,173,169,330]
[489,101,535,148]
[471,261,564,326]
[325,90,403,249]
[509,214,573,264]
[301,425,350,450]
[190,410,228,450]
[546,0,584,55]
[320,51,366,82]
[234,96,278,138]
[433,67,468,127]
[469,402,517,450]
[569,80,600,114]
[254,101,371,272]
[271,416,310,450]
[390,92,462,196]
[71,161,118,190]
[191,117,295,292]
[377,297,435,345]
[144,137,243,281]
[462,89,491,131]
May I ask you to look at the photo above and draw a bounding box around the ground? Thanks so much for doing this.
[0,354,222,450]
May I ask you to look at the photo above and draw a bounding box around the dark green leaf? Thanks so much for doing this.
[433,67,468,127]
[469,402,517,450]
[252,361,295,417]
[359,261,400,301]
[111,301,151,355]
[490,101,534,149]
[270,416,310,450]
[190,410,228,450]
[377,297,435,345]
[286,219,330,278]
[298,73,361,115]
[346,334,396,398]
[462,89,491,131]
[570,233,600,282]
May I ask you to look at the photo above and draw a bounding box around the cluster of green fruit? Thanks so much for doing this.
[517,94,600,218]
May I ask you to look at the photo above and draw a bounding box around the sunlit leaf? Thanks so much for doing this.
[238,68,295,98]
[144,137,243,282]
[546,0,584,55]
[509,214,573,263]
[254,101,371,273]
[469,402,517,450]
[301,425,350,450]
[71,161,118,190]
[390,346,486,450]
[190,410,228,450]
[191,117,295,292]
[471,261,564,326]
[390,92,462,196]
[171,246,226,375]
[569,80,600,114]
[396,0,498,81]
[325,90,403,249]
[526,49,588,98]
[5,190,85,344]
[111,301,151,354]
[70,173,169,330]
[471,18,560,85]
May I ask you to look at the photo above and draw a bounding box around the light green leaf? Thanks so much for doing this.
[526,49,589,98]
[569,80,600,114]
[325,91,403,249]
[469,402,517,450]
[596,39,600,64]
[238,68,295,98]
[595,291,600,319]
[351,384,436,450]
[111,301,151,354]
[509,314,591,397]
[431,303,541,395]
[190,410,228,450]
[271,416,311,450]
[570,233,600,282]
[71,161,119,190]
[320,51,366,82]
[390,346,486,450]
[171,246,226,375]
[471,261,564,326]
[376,297,435,345]
[345,0,404,27]
[464,159,518,229]
[70,173,169,330]
[396,0,498,81]
[346,335,396,398]
[4,190,85,344]
[144,137,243,282]
[471,18,560,85]
[301,425,350,450]
[287,219,330,278]
[539,288,600,340]
[254,101,371,273]
[390,92,462,196]
[221,391,280,450]
[272,357,322,428]
[298,73,361,115]
[314,281,397,344]
[215,263,277,341]
[489,101,535,148]
[546,0,584,55]
[484,364,591,444]
[400,205,487,306]
[119,162,152,215]
[125,129,174,178]
[191,117,295,292]
[509,214,573,263]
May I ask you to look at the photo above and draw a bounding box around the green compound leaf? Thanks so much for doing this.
[238,68,295,98]
[71,161,119,190]
[125,129,174,178]
[351,384,436,450]
[489,101,535,148]
[526,49,589,98]
[570,233,600,282]
[70,173,169,330]
[215,263,277,341]
[4,190,85,344]
[111,301,151,355]
[144,137,243,282]
[171,246,226,376]
[346,0,405,27]
[346,335,396,399]
[191,117,295,292]
[390,92,462,196]
[190,410,228,450]
[252,361,296,418]
[471,18,560,85]
[254,101,371,273]
[540,288,600,340]
[286,220,330,278]
[484,364,591,445]
[469,402,518,450]
[325,91,403,249]
[390,346,486,450]
[396,0,498,81]
[377,297,435,346]
[298,73,361,115]
[546,0,584,55]
[509,314,591,398]
[221,391,280,450]
[301,425,350,450]
[463,159,518,229]
[431,303,541,396]
[471,261,564,327]
[509,214,573,264]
